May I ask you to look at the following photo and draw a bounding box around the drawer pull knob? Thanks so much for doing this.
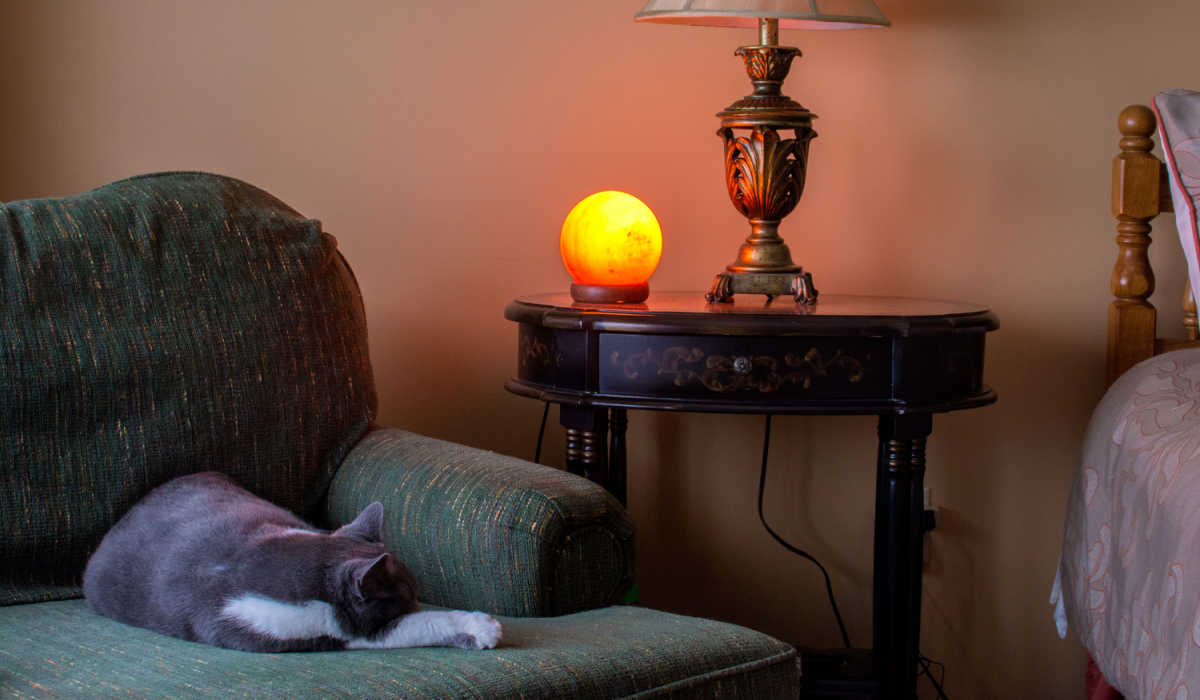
[733,356,752,374]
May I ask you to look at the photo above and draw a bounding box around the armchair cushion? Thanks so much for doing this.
[0,173,376,603]
[0,599,798,699]
[325,428,635,617]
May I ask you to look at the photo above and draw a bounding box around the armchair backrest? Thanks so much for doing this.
[1,172,377,604]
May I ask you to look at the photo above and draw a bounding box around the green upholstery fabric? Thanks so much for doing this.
[1,173,800,696]
[0,173,376,602]
[325,429,635,617]
[0,600,798,699]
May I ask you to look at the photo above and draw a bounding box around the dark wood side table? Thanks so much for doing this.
[504,292,997,699]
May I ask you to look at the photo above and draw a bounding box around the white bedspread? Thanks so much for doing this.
[1052,349,1200,698]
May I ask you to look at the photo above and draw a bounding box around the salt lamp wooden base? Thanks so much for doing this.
[570,283,650,304]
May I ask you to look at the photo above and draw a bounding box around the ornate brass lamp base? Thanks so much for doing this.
[707,269,817,304]
[706,19,819,305]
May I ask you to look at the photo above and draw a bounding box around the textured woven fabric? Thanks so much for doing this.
[0,599,798,699]
[0,172,376,603]
[0,173,802,698]
[325,428,635,617]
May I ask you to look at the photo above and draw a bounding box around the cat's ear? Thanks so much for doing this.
[354,553,396,601]
[335,501,384,542]
[348,553,419,610]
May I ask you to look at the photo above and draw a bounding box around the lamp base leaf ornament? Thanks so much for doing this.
[634,7,891,303]
[706,31,819,304]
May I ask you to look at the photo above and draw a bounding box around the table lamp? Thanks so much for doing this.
[561,190,663,303]
[635,0,889,304]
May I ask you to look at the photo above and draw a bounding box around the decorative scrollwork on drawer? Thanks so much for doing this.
[520,333,561,369]
[611,345,867,393]
[786,348,867,385]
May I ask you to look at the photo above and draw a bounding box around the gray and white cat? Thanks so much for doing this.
[83,472,501,652]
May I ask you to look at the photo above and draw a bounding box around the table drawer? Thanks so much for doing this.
[516,324,586,389]
[599,333,890,401]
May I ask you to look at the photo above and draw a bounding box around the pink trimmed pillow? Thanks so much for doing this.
[1154,90,1200,306]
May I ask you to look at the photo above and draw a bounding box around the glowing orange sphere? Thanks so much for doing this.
[560,191,662,303]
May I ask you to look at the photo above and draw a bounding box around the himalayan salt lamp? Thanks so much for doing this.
[560,191,662,303]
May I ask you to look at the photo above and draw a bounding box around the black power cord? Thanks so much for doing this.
[757,414,852,649]
[533,401,550,464]
[919,653,949,699]
[758,414,952,698]
[529,407,950,697]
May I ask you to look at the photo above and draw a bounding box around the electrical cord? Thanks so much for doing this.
[757,414,852,650]
[530,407,949,696]
[919,653,949,699]
[758,414,951,697]
[533,401,550,464]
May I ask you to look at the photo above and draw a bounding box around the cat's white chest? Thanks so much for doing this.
[220,595,342,641]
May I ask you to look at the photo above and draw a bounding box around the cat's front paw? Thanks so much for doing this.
[448,611,502,650]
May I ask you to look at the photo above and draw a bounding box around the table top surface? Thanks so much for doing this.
[513,292,989,317]
[507,292,998,336]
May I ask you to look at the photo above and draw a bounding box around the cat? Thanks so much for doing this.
[83,471,501,653]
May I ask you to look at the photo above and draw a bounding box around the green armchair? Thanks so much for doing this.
[0,172,798,698]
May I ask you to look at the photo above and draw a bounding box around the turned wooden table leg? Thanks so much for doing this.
[560,405,608,485]
[873,413,932,699]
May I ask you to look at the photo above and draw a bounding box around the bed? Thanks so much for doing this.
[1051,92,1200,700]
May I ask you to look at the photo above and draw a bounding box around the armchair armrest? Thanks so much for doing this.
[323,428,634,617]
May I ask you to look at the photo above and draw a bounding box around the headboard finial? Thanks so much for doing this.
[1118,104,1156,153]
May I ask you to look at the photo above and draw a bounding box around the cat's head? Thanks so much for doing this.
[331,502,420,638]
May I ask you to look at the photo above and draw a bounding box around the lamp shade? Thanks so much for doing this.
[635,0,889,29]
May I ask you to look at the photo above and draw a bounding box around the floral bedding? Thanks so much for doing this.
[1052,349,1200,698]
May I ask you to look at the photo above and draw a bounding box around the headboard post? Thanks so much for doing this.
[1184,287,1198,341]
[1108,105,1162,386]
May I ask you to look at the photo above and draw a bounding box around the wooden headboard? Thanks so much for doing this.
[1108,104,1200,387]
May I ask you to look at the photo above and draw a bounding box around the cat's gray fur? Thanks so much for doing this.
[84,472,501,652]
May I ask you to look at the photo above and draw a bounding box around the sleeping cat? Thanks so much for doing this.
[83,472,501,652]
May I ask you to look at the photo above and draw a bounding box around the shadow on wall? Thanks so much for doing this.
[614,311,1103,697]
[629,409,878,649]
[0,6,115,200]
[884,0,1034,25]
[914,322,1101,696]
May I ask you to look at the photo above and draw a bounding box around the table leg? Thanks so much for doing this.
[608,408,628,506]
[560,405,608,484]
[872,413,932,699]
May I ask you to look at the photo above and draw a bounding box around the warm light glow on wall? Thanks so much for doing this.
[560,190,662,303]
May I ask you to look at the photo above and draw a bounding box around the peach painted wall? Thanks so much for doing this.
[4,1,1199,696]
